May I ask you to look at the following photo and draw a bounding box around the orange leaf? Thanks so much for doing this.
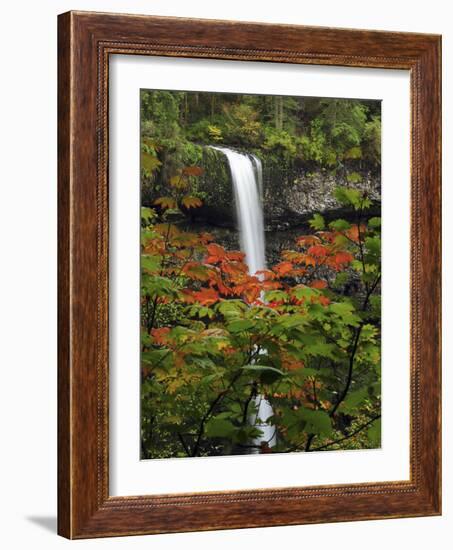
[153,197,177,210]
[296,235,321,247]
[273,261,294,276]
[205,243,227,264]
[261,280,282,291]
[281,250,306,263]
[199,232,214,244]
[346,224,366,242]
[215,278,234,296]
[226,250,245,262]
[192,288,220,306]
[307,245,329,258]
[221,261,248,277]
[171,231,200,248]
[304,256,317,267]
[150,327,171,345]
[182,166,204,176]
[182,262,211,281]
[310,279,328,289]
[332,251,354,268]
[181,195,202,209]
[255,269,276,281]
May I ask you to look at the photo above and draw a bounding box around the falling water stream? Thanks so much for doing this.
[211,146,277,452]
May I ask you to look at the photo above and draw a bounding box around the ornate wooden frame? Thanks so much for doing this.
[58,10,442,539]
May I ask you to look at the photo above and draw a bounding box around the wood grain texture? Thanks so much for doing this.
[57,10,442,539]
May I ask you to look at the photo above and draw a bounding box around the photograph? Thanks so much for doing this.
[48,6,441,541]
[139,89,382,459]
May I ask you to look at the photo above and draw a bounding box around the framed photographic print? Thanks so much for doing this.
[58,11,441,538]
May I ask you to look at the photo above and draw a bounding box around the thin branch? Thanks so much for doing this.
[329,324,363,418]
[191,370,243,457]
[242,382,258,426]
[177,432,191,456]
[309,415,381,452]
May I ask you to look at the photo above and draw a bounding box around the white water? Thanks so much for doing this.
[211,147,266,277]
[211,146,277,451]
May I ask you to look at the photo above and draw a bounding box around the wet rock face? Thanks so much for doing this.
[195,148,381,229]
[196,148,235,226]
[263,168,381,229]
[144,147,381,229]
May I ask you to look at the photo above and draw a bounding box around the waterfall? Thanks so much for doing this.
[211,147,265,276]
[211,146,277,452]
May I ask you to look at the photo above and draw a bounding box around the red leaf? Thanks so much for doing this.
[296,235,321,247]
[150,327,171,345]
[182,262,211,281]
[226,250,245,262]
[310,279,328,289]
[205,243,227,264]
[332,251,354,267]
[281,250,306,263]
[273,261,294,276]
[307,245,328,258]
[192,288,220,306]
[221,261,248,277]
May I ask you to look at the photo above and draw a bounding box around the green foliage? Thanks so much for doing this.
[140,90,381,180]
[309,213,325,231]
[346,172,362,184]
[140,179,381,458]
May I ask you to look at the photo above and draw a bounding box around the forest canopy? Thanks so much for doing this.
[141,90,381,175]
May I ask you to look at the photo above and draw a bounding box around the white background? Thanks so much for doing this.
[110,57,410,495]
[0,0,450,548]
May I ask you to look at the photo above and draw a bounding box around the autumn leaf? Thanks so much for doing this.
[171,231,200,248]
[192,287,220,306]
[346,224,366,242]
[205,243,227,264]
[169,174,187,189]
[221,261,248,277]
[154,197,177,210]
[150,327,171,345]
[198,232,214,244]
[182,166,204,176]
[261,279,282,291]
[281,250,306,263]
[255,269,277,280]
[141,151,162,174]
[214,277,234,297]
[310,279,328,289]
[307,245,328,258]
[296,235,321,247]
[182,262,211,281]
[154,223,180,237]
[226,250,245,262]
[304,255,317,267]
[273,261,293,276]
[181,195,203,209]
[331,251,354,268]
